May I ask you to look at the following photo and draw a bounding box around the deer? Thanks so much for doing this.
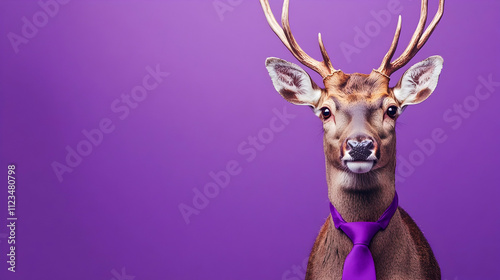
[259,0,444,279]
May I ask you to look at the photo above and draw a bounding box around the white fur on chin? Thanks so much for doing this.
[346,161,375,173]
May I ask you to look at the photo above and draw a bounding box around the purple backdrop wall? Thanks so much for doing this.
[1,0,499,279]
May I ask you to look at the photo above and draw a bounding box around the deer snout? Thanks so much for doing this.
[346,139,375,161]
[342,136,378,173]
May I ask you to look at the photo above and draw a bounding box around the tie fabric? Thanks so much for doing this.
[329,192,399,280]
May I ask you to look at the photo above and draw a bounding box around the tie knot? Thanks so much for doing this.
[339,222,382,246]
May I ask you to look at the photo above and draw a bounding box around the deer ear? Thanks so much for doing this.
[265,57,322,107]
[393,55,443,107]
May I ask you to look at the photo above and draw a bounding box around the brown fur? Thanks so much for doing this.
[267,57,442,280]
[260,1,444,277]
[399,208,441,280]
[306,207,440,280]
[303,71,440,279]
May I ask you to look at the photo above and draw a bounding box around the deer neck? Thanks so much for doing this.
[325,163,396,223]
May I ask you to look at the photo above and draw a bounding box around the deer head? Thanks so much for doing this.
[261,0,444,191]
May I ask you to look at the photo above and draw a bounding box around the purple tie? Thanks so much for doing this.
[329,192,398,280]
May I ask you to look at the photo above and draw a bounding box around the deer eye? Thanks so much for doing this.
[321,107,331,119]
[386,106,398,118]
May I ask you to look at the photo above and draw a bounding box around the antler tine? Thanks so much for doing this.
[377,15,402,76]
[260,0,335,78]
[377,0,444,77]
[260,0,292,50]
[417,0,445,49]
[319,33,334,72]
[390,0,429,71]
[280,0,329,76]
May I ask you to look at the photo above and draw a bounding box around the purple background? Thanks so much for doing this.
[1,0,499,279]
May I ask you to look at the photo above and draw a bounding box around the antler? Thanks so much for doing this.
[260,0,336,78]
[377,0,445,77]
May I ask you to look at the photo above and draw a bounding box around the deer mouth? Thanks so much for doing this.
[342,144,378,173]
[344,160,376,174]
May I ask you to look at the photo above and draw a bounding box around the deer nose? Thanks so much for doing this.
[346,138,375,161]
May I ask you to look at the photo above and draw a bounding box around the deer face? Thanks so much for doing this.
[260,0,444,178]
[265,56,443,174]
[320,72,398,175]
